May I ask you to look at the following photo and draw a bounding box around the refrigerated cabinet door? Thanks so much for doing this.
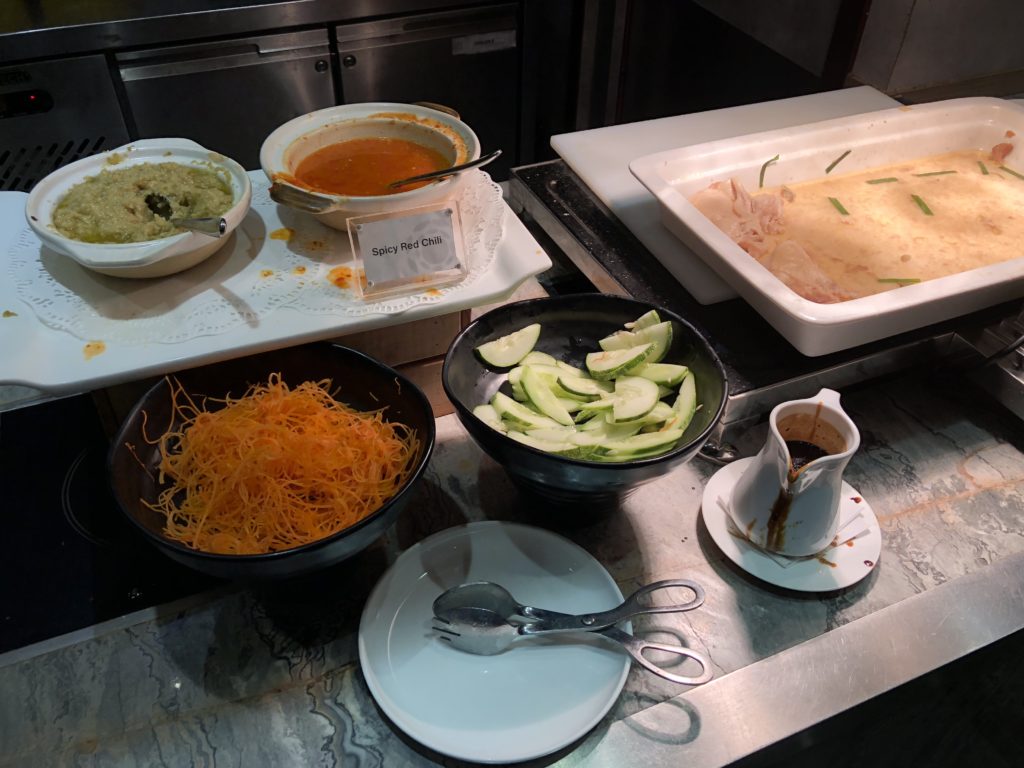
[0,55,130,192]
[335,5,518,180]
[117,30,336,170]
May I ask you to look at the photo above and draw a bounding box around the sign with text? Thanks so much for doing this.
[348,202,467,301]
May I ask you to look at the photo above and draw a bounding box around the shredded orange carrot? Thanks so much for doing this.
[145,373,420,555]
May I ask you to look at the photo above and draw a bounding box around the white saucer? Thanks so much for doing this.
[357,521,630,764]
[701,457,882,592]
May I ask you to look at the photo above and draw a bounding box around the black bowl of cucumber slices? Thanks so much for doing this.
[442,294,728,504]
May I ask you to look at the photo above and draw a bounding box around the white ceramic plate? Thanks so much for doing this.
[630,97,1024,356]
[701,458,881,592]
[358,521,630,764]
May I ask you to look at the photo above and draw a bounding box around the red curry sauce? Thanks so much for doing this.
[293,137,449,196]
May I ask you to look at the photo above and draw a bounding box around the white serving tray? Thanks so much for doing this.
[629,97,1024,356]
[551,86,899,304]
[0,176,551,394]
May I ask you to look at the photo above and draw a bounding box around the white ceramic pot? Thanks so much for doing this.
[25,138,252,279]
[259,102,481,231]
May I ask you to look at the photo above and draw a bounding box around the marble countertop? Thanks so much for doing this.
[3,359,1024,766]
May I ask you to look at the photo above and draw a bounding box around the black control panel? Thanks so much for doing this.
[0,89,53,119]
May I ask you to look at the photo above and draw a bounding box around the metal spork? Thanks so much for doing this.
[432,580,712,685]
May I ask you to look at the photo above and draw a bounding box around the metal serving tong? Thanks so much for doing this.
[432,580,713,686]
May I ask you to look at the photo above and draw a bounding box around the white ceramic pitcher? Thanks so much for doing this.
[728,388,860,557]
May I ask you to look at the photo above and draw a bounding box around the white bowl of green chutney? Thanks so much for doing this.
[25,138,252,279]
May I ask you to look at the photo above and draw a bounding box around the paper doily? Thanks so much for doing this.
[9,170,505,345]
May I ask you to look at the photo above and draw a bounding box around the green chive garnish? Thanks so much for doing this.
[825,150,851,174]
[913,170,956,177]
[979,161,990,175]
[759,154,779,188]
[866,177,899,184]
[1000,165,1024,181]
[828,197,849,215]
[911,194,933,215]
[878,277,921,284]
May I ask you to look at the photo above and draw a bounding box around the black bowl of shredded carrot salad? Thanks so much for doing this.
[108,343,435,580]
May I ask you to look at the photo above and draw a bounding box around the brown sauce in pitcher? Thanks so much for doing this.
[777,403,847,478]
[785,440,829,472]
[765,402,849,552]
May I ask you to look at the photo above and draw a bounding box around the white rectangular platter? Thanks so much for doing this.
[550,86,899,305]
[0,173,551,394]
[629,97,1024,356]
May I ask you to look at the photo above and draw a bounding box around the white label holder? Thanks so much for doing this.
[347,201,468,301]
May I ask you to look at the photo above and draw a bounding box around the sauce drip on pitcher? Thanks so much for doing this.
[785,440,829,472]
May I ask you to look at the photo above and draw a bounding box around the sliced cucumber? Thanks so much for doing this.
[585,343,653,381]
[510,429,606,460]
[507,366,527,401]
[592,446,674,462]
[624,309,661,330]
[606,399,674,431]
[640,322,673,364]
[642,400,675,424]
[637,363,689,387]
[556,360,588,378]
[491,391,560,430]
[524,426,576,442]
[476,323,542,368]
[520,350,558,367]
[598,329,632,350]
[510,363,561,384]
[596,429,685,458]
[577,408,616,430]
[522,394,584,418]
[566,431,612,448]
[611,375,660,421]
[512,364,585,401]
[574,408,605,425]
[475,313,698,463]
[557,373,613,399]
[521,365,575,426]
[577,418,645,440]
[662,371,698,434]
[472,404,507,433]
[598,321,673,364]
[574,396,617,424]
[506,430,578,456]
[558,397,587,413]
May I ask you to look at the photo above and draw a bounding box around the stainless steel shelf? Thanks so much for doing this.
[1,0,497,63]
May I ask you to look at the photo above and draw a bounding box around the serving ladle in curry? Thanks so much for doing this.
[387,148,502,189]
[432,580,712,685]
[144,193,228,237]
[268,149,503,214]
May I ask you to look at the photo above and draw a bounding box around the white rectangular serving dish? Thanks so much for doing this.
[629,97,1024,356]
[0,176,551,395]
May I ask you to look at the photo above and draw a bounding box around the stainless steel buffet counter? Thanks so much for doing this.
[2,307,1023,765]
[3,84,1024,765]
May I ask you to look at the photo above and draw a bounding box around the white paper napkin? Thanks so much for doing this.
[717,495,870,568]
